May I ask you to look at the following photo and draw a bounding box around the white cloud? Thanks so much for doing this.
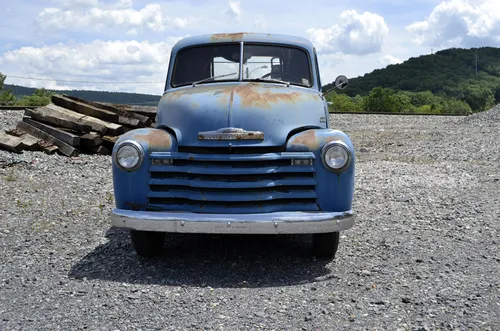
[406,0,500,47]
[226,0,242,21]
[36,1,195,33]
[306,10,389,55]
[253,15,267,31]
[380,54,402,66]
[0,38,183,94]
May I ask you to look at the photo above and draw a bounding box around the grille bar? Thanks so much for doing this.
[149,177,316,189]
[149,165,315,175]
[147,188,318,202]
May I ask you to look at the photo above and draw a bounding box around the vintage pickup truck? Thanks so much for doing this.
[110,32,356,259]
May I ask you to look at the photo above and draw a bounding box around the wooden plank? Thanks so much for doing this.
[0,132,24,153]
[37,140,58,154]
[101,135,119,151]
[117,116,141,127]
[43,103,123,135]
[18,133,40,151]
[80,133,102,148]
[52,94,119,123]
[91,145,110,155]
[26,106,93,133]
[3,129,43,152]
[64,96,151,126]
[22,117,80,147]
[16,122,78,157]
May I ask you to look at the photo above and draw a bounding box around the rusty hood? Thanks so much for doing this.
[156,82,327,147]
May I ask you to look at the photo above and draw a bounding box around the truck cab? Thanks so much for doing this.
[110,32,356,259]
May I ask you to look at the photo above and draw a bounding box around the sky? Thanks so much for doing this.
[1,0,499,95]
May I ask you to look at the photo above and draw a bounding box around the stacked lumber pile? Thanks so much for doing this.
[0,95,157,156]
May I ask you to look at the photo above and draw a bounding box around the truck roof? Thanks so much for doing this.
[171,32,315,53]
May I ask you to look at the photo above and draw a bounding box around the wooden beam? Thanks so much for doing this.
[22,117,80,147]
[37,140,58,154]
[64,96,151,127]
[16,122,79,157]
[52,94,119,123]
[101,135,119,151]
[28,105,95,133]
[43,103,123,135]
[80,132,103,148]
[0,132,24,153]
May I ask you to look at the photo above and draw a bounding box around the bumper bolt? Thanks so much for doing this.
[180,221,185,226]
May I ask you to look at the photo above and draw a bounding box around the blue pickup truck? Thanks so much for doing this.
[110,32,356,259]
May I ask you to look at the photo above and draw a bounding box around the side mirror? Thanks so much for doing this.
[322,75,349,97]
[334,75,348,89]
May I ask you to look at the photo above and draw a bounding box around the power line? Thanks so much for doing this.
[5,74,164,84]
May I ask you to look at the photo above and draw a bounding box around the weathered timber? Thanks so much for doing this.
[18,133,40,151]
[80,133,103,148]
[0,132,24,153]
[118,116,141,127]
[4,129,45,151]
[34,104,98,133]
[102,135,119,151]
[110,104,157,118]
[37,140,58,154]
[5,128,26,137]
[16,122,78,157]
[65,96,151,126]
[43,103,123,135]
[90,145,110,155]
[22,118,80,147]
[52,95,119,123]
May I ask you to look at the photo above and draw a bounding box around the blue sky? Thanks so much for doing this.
[1,0,499,95]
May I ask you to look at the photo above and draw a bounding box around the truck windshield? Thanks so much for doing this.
[171,43,312,88]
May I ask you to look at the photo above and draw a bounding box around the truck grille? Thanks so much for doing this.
[147,152,318,213]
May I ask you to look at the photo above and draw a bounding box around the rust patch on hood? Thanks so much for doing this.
[230,84,306,109]
[133,130,172,149]
[163,83,320,110]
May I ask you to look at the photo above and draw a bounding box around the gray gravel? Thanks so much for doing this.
[1,106,499,330]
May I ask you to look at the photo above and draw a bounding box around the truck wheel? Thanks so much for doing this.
[130,230,165,257]
[312,232,340,259]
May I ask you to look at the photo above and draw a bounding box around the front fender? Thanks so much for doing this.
[112,128,178,210]
[286,129,355,212]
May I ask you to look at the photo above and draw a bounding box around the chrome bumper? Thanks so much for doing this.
[111,209,355,234]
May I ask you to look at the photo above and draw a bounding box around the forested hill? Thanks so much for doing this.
[323,46,500,100]
[4,84,162,106]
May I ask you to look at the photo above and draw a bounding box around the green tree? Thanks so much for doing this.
[16,88,53,106]
[0,72,16,105]
[363,87,398,113]
[462,85,495,112]
[326,92,362,112]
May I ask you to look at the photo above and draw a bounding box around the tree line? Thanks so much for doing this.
[0,73,161,107]
[323,46,500,114]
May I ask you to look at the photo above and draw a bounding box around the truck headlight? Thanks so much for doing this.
[321,141,351,172]
[114,140,144,171]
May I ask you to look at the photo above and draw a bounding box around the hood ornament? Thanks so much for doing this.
[198,127,264,140]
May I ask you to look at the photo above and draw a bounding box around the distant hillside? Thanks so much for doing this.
[4,84,162,106]
[323,46,500,102]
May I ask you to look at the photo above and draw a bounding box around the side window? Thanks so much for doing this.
[314,49,322,91]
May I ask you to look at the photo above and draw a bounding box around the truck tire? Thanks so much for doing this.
[312,232,340,259]
[130,230,165,257]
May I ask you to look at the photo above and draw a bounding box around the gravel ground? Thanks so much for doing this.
[1,107,499,330]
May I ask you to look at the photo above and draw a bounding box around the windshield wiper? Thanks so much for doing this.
[247,78,290,87]
[192,72,238,86]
